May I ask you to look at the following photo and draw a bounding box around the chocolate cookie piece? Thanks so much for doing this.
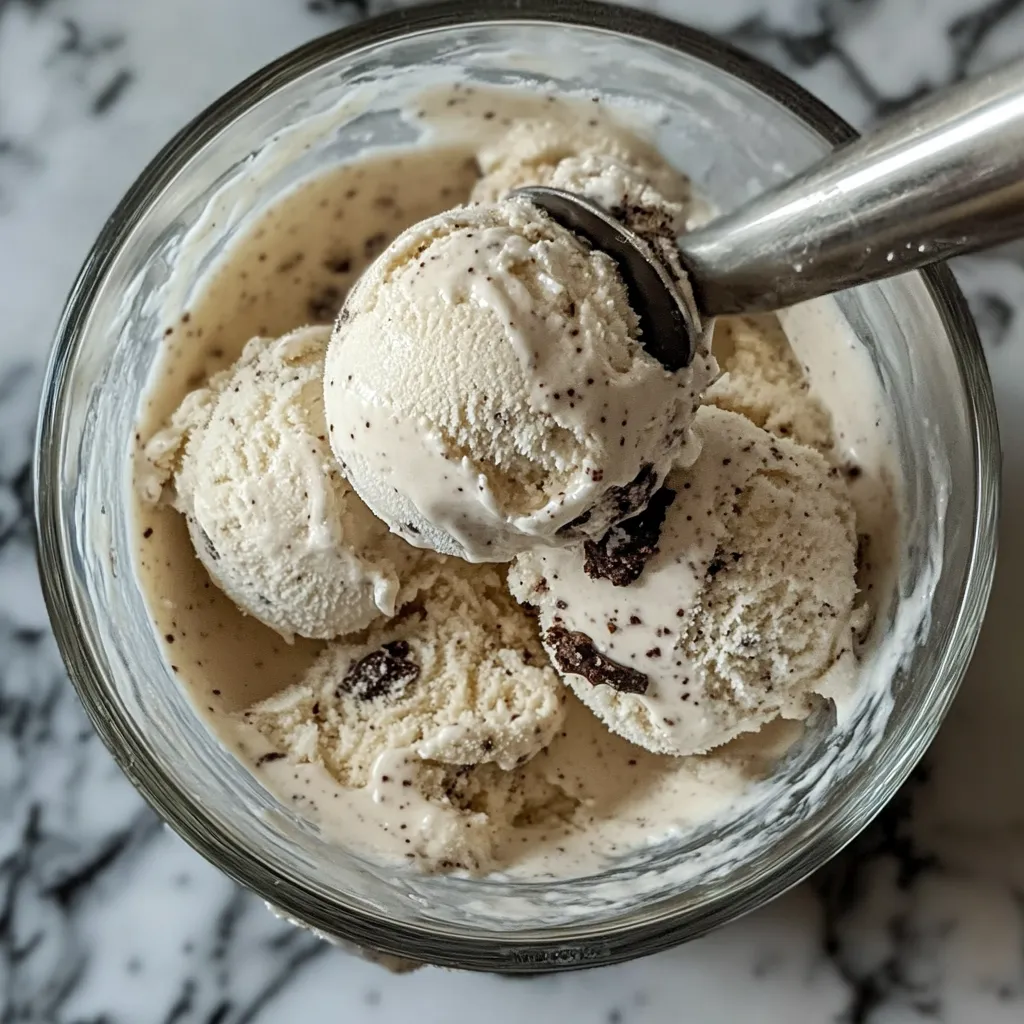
[583,486,676,586]
[559,463,659,536]
[705,549,742,580]
[544,625,649,695]
[338,639,420,701]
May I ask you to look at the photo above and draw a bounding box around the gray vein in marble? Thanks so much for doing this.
[724,0,1024,118]
[1,0,1023,1021]
[0,2,132,210]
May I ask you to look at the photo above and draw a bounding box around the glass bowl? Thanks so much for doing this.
[35,0,999,971]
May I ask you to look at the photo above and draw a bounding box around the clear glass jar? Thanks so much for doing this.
[35,0,999,971]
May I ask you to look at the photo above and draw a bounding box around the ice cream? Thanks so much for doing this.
[470,119,699,237]
[509,405,865,755]
[324,198,716,562]
[240,562,568,871]
[242,562,565,785]
[139,326,436,641]
[131,83,898,880]
[707,314,833,453]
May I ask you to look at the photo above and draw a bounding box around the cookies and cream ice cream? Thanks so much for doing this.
[132,85,899,879]
[470,119,698,236]
[139,326,437,641]
[510,406,865,755]
[240,562,567,871]
[706,314,834,452]
[325,198,716,562]
[243,563,565,785]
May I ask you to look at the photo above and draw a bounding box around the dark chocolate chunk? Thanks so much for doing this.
[545,625,649,695]
[582,487,676,586]
[559,464,659,536]
[255,752,285,767]
[338,639,419,701]
[706,556,726,578]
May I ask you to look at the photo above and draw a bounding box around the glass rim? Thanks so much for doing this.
[34,0,1000,970]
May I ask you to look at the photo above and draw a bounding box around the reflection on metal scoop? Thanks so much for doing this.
[522,59,1024,336]
[511,186,698,372]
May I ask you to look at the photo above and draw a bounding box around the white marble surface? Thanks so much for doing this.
[2,0,1023,1020]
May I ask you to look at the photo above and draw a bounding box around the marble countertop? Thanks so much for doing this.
[2,0,1023,1020]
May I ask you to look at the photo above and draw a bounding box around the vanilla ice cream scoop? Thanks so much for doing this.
[241,563,565,788]
[472,119,694,214]
[510,406,865,755]
[471,119,702,238]
[139,326,436,641]
[324,198,717,562]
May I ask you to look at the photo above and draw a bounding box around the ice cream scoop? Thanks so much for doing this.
[509,406,865,756]
[517,57,1024,365]
[324,198,716,563]
[241,562,565,787]
[470,118,698,237]
[139,326,437,641]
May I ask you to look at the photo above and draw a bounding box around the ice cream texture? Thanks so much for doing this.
[132,86,896,878]
[139,326,435,641]
[470,119,698,237]
[509,405,865,755]
[707,315,834,453]
[325,198,716,562]
[243,562,565,788]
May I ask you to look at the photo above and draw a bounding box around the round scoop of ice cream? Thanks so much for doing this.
[139,326,435,641]
[325,199,716,562]
[509,406,865,756]
[240,563,566,788]
[471,119,702,238]
[472,120,690,206]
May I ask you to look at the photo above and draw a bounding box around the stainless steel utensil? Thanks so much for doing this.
[516,57,1024,366]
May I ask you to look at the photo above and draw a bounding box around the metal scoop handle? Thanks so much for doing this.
[680,57,1024,316]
